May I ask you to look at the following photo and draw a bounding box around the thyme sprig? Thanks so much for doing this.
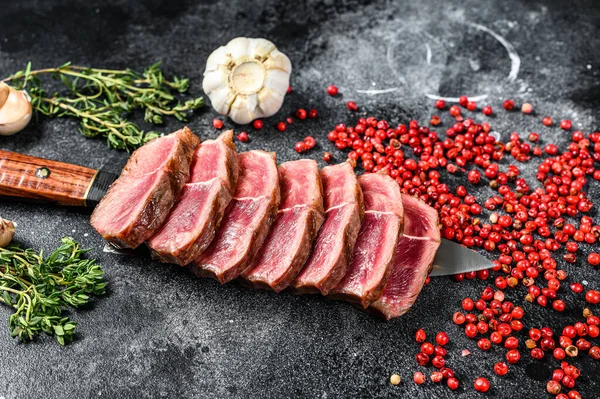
[2,62,204,151]
[0,237,107,345]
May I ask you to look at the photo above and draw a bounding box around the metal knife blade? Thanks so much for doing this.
[430,238,494,277]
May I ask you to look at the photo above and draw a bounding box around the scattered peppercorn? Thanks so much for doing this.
[296,108,307,120]
[413,372,426,385]
[236,131,249,143]
[560,120,572,130]
[212,118,224,129]
[474,377,490,392]
[253,119,263,129]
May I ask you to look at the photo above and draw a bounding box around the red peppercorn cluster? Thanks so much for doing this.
[295,136,316,153]
[456,287,524,365]
[547,362,582,396]
[412,328,457,390]
[324,97,600,396]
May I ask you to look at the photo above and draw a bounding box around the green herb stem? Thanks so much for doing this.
[0,237,107,345]
[2,62,204,151]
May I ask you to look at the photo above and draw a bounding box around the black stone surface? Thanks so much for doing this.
[1,0,599,398]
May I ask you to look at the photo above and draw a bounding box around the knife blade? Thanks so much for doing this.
[0,150,120,207]
[430,238,495,277]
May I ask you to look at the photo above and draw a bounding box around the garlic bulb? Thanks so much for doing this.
[0,217,15,247]
[202,38,291,124]
[0,82,32,136]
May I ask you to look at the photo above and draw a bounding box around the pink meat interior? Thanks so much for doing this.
[148,182,221,250]
[370,195,441,320]
[402,194,440,240]
[359,173,403,217]
[196,198,271,273]
[188,131,235,190]
[234,151,277,198]
[320,163,361,210]
[194,150,279,280]
[294,204,357,285]
[95,173,164,234]
[243,207,318,287]
[278,160,322,211]
[332,212,400,305]
[122,133,178,177]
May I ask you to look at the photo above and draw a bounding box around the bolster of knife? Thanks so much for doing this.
[0,150,116,207]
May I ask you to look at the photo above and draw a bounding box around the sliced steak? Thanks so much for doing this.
[329,173,403,308]
[90,127,200,248]
[291,162,363,295]
[370,195,440,320]
[242,160,324,292]
[148,130,239,265]
[191,150,279,284]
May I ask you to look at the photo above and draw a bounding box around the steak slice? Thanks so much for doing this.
[329,173,403,308]
[369,195,440,320]
[242,160,324,292]
[191,150,279,284]
[291,162,364,295]
[148,130,239,265]
[90,127,200,249]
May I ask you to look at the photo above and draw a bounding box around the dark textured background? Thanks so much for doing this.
[1,0,599,398]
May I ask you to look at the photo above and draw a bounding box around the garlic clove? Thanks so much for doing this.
[0,83,32,136]
[0,82,9,108]
[202,68,229,94]
[229,94,259,125]
[248,38,276,60]
[256,87,284,117]
[263,49,292,73]
[205,46,231,72]
[207,86,236,115]
[226,37,251,60]
[0,217,15,247]
[264,69,290,96]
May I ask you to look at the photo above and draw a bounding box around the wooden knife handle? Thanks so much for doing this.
[0,150,116,207]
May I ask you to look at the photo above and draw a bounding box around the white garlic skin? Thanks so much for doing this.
[0,82,33,136]
[203,37,291,124]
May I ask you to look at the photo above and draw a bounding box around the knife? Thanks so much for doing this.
[430,239,494,276]
[0,150,494,276]
[0,149,119,207]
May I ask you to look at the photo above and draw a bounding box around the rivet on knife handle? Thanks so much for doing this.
[0,150,116,207]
